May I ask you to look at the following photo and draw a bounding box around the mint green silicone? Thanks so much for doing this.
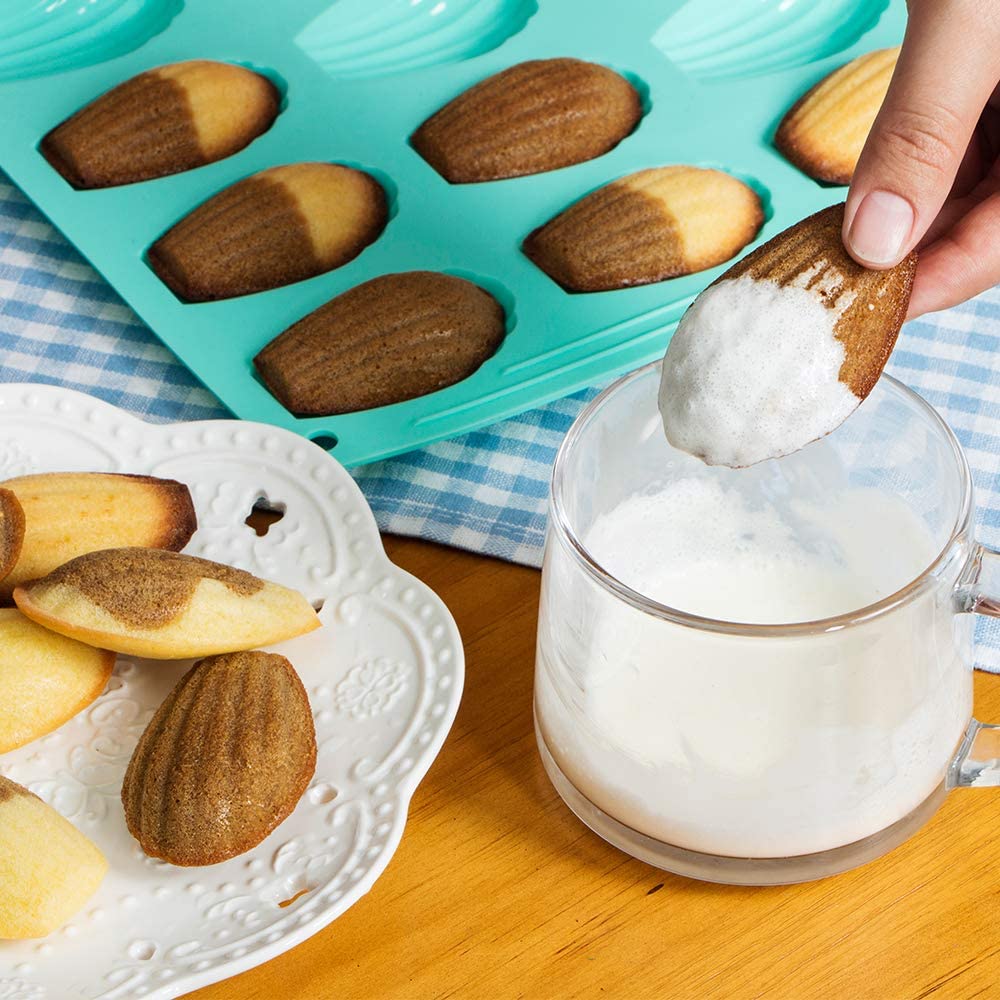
[0,0,905,466]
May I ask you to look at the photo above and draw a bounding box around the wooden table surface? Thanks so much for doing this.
[192,536,1000,1000]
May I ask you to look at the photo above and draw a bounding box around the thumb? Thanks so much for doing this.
[843,0,999,269]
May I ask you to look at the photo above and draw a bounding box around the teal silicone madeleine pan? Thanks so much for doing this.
[0,0,906,466]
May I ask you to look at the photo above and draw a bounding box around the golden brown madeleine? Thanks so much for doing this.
[775,48,899,185]
[0,487,24,584]
[0,472,196,603]
[148,162,388,301]
[0,608,115,753]
[412,58,642,183]
[721,202,916,400]
[122,651,316,866]
[255,271,506,415]
[524,166,763,292]
[40,60,281,190]
[0,774,107,938]
[13,548,321,659]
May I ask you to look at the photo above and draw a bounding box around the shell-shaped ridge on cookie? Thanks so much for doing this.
[775,47,899,185]
[254,271,507,416]
[412,58,643,183]
[41,60,281,190]
[121,651,316,866]
[147,162,389,301]
[523,166,764,292]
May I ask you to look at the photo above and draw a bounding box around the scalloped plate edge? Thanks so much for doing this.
[0,382,465,1000]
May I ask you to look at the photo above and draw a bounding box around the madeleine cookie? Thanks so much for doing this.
[0,609,114,753]
[412,58,641,183]
[255,271,506,415]
[0,487,24,584]
[659,203,916,468]
[0,775,107,938]
[14,548,320,659]
[148,162,388,301]
[775,48,899,185]
[41,60,280,190]
[721,202,915,401]
[122,651,316,866]
[523,166,763,292]
[0,472,196,603]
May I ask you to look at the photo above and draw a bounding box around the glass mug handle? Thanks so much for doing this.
[952,543,1000,788]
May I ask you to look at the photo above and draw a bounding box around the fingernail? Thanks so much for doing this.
[846,190,914,266]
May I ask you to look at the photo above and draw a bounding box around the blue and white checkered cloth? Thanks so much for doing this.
[4,170,1000,669]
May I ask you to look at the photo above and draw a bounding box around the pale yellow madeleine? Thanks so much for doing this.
[157,60,280,163]
[776,47,899,185]
[0,608,114,752]
[0,472,196,603]
[0,775,107,939]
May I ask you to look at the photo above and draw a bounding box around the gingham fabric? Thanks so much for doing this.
[3,170,1000,669]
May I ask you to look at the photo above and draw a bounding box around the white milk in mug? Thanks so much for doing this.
[534,364,995,882]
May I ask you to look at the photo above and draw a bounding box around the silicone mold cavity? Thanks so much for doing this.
[0,0,182,82]
[654,0,889,82]
[0,0,909,467]
[294,0,538,80]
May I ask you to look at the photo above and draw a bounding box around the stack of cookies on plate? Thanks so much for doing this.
[0,472,321,939]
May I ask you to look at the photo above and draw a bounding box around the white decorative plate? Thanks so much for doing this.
[0,384,464,999]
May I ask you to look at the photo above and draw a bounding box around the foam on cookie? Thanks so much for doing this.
[658,203,916,468]
[659,275,859,467]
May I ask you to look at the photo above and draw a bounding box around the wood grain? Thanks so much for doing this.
[190,536,1000,1000]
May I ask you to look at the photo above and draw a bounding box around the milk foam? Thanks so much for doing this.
[535,477,971,857]
[583,478,931,622]
[658,275,860,468]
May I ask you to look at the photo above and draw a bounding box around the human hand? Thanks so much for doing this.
[842,0,1000,318]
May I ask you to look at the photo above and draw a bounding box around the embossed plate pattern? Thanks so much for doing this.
[0,383,464,999]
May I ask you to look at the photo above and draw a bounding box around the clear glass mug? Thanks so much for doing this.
[534,362,1000,885]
